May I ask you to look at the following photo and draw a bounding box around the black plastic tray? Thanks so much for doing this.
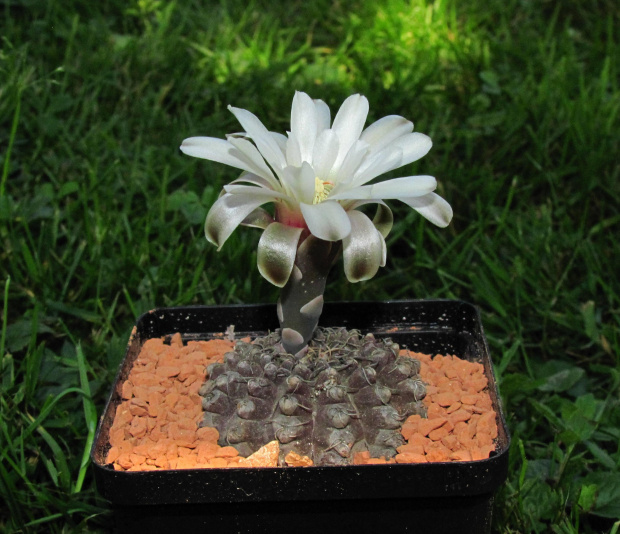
[91,300,510,533]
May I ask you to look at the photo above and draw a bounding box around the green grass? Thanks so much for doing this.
[1,0,619,531]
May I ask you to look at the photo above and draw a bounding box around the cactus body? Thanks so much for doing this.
[199,327,426,465]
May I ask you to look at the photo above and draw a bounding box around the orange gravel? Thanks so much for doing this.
[106,337,498,471]
[105,334,237,471]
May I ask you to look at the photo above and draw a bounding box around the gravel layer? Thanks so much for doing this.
[106,335,498,470]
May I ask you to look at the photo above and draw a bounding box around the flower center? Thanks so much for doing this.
[313,178,334,204]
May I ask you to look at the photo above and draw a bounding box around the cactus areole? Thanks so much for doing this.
[181,91,453,355]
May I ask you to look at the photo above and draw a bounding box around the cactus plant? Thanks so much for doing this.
[199,328,427,464]
[181,91,452,462]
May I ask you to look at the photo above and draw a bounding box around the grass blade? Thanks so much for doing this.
[73,343,97,494]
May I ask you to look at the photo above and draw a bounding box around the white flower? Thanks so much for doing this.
[180,91,452,287]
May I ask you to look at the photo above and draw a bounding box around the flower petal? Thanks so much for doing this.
[401,192,453,227]
[279,162,315,205]
[330,139,369,184]
[180,137,258,174]
[285,130,302,168]
[342,210,383,282]
[312,129,339,180]
[226,132,249,139]
[230,172,275,189]
[329,175,437,201]
[373,201,393,238]
[227,137,279,188]
[298,162,317,205]
[391,132,433,168]
[228,105,288,174]
[351,145,403,186]
[240,207,274,229]
[379,232,387,267]
[314,98,331,132]
[360,115,413,153]
[257,222,303,287]
[345,200,393,238]
[331,94,369,169]
[270,131,288,153]
[299,200,352,241]
[291,91,318,163]
[223,184,289,200]
[205,193,273,250]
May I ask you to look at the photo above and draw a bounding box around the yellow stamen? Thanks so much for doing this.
[313,178,334,204]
